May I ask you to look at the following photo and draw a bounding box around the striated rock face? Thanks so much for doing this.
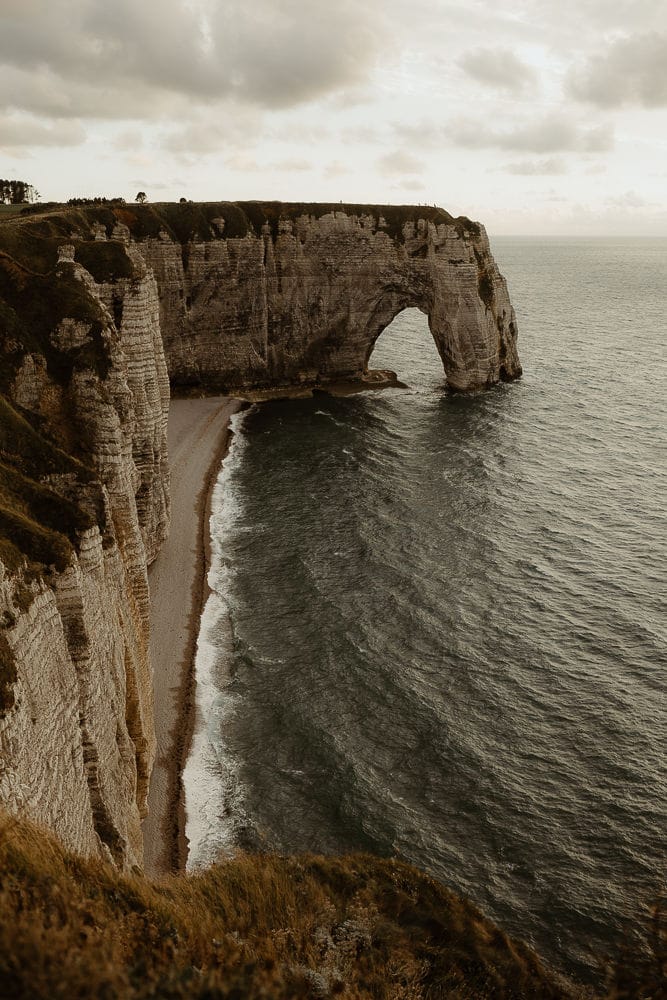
[0,201,519,869]
[137,204,521,393]
[0,229,170,867]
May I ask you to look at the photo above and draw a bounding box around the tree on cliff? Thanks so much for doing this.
[135,191,147,204]
[0,179,36,204]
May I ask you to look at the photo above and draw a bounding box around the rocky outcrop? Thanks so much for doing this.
[137,204,520,393]
[0,231,169,867]
[0,201,519,869]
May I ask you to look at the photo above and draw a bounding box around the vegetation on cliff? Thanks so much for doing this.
[0,394,99,573]
[0,811,586,1000]
[1,200,480,257]
[0,395,101,714]
[1,812,664,999]
[0,214,122,684]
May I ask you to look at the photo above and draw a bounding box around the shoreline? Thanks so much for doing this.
[171,399,244,873]
[143,395,243,875]
[143,379,393,875]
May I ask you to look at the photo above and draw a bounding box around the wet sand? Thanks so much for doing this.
[142,395,242,875]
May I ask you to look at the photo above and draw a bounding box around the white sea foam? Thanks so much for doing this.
[183,407,254,870]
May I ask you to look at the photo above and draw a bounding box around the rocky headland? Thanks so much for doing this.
[135,201,521,395]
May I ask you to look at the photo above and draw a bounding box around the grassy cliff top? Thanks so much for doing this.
[0,200,480,254]
[0,395,98,629]
[0,233,114,561]
[0,811,587,1000]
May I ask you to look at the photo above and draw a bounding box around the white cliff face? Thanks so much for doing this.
[138,209,520,393]
[0,239,169,868]
[96,245,171,564]
[0,531,144,866]
[0,570,100,859]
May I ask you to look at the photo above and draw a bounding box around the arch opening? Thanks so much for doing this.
[365,307,445,389]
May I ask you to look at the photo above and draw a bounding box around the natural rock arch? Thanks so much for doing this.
[361,296,433,377]
[364,303,439,377]
[138,203,522,394]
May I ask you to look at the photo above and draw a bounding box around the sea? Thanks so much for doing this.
[183,237,667,986]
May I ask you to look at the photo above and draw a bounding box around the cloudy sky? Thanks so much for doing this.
[1,0,666,234]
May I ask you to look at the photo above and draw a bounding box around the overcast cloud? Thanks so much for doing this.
[459,47,537,93]
[567,33,667,108]
[502,158,567,176]
[0,115,86,148]
[0,0,665,233]
[378,150,424,176]
[447,114,614,154]
[0,0,390,115]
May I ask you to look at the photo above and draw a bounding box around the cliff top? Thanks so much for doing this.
[1,201,481,264]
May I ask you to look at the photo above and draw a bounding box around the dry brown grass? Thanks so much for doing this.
[604,899,667,1000]
[0,811,587,1000]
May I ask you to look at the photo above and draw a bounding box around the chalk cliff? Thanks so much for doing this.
[0,202,520,867]
[0,226,169,867]
[136,202,520,393]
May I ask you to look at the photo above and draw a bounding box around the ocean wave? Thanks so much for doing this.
[183,406,254,869]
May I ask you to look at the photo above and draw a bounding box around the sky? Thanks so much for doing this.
[1,0,666,234]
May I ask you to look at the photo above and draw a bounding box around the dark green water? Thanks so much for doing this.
[185,237,667,984]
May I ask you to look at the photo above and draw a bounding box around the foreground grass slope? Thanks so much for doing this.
[0,812,586,1000]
